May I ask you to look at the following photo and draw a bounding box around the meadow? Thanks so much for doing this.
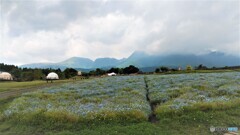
[0,72,239,134]
[0,80,71,93]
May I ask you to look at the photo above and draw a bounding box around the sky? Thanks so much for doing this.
[0,0,239,65]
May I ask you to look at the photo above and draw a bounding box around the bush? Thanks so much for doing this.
[186,65,192,71]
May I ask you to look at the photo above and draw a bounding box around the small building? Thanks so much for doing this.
[46,72,59,83]
[0,72,13,81]
[107,72,117,76]
[77,71,82,76]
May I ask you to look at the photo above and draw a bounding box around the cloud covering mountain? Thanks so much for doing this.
[1,0,239,65]
[21,51,240,71]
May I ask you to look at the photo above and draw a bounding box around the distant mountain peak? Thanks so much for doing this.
[95,57,118,61]
[20,51,240,70]
[64,57,92,61]
[129,51,148,59]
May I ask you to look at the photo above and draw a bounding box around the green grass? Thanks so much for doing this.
[0,104,239,135]
[0,97,16,113]
[0,80,72,92]
[155,99,240,118]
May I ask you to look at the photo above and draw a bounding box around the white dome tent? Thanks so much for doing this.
[0,72,13,81]
[108,72,117,76]
[46,72,59,83]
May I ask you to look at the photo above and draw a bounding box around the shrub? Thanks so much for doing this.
[186,65,192,71]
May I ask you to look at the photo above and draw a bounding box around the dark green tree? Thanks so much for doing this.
[11,68,21,80]
[196,64,208,70]
[123,65,139,74]
[108,67,121,74]
[21,71,34,81]
[155,68,160,73]
[160,66,169,72]
[95,68,106,76]
[64,68,78,79]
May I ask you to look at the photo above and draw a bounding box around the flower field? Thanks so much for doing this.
[2,72,240,125]
[3,76,150,123]
[146,72,240,118]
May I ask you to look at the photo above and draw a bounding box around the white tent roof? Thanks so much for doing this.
[46,72,59,80]
[108,72,117,76]
[0,72,13,80]
[77,71,82,76]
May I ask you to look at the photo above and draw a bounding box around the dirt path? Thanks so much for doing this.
[144,76,158,123]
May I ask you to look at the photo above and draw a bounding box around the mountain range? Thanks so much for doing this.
[20,51,240,72]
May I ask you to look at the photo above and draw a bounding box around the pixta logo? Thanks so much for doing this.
[210,126,238,133]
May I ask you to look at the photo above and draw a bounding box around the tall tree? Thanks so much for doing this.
[64,68,78,79]
[123,65,139,74]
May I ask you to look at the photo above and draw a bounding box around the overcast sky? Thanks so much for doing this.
[0,0,239,65]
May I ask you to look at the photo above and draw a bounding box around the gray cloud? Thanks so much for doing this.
[1,0,239,65]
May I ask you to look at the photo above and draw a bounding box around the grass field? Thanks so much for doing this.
[0,72,239,134]
[0,79,76,99]
[0,80,72,93]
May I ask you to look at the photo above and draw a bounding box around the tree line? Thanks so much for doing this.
[154,64,240,73]
[0,63,140,81]
[84,65,140,76]
[0,63,78,81]
[1,63,238,81]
